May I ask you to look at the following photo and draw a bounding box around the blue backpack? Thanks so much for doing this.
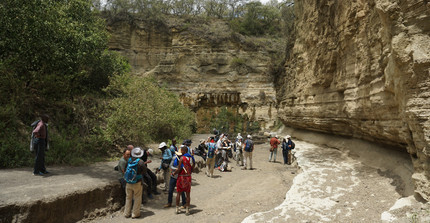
[207,143,216,158]
[244,139,253,152]
[124,158,142,184]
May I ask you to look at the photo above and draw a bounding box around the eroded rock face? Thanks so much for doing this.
[108,19,278,132]
[278,0,430,200]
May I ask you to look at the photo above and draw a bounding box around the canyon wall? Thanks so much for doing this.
[278,0,430,200]
[107,19,280,132]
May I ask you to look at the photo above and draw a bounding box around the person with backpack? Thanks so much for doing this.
[163,150,186,208]
[286,135,295,165]
[205,137,218,178]
[124,147,147,219]
[157,142,172,191]
[31,114,49,176]
[242,135,254,170]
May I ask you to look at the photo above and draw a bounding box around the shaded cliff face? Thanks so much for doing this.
[278,0,430,200]
[107,19,280,132]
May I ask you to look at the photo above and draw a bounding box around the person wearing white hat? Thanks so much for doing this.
[164,149,186,208]
[235,135,244,166]
[157,142,172,191]
[124,147,146,219]
[242,135,254,170]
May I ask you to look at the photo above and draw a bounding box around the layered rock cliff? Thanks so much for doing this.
[107,18,281,132]
[278,0,430,200]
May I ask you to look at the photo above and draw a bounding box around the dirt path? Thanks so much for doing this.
[88,134,297,223]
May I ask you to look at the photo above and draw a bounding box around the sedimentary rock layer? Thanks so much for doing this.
[108,19,279,131]
[278,0,430,200]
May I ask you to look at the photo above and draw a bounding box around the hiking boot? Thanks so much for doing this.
[41,171,49,174]
[185,207,190,216]
[33,172,44,176]
[241,167,247,170]
[164,203,172,208]
[175,206,181,214]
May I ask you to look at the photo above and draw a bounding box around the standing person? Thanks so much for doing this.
[117,147,132,190]
[118,147,132,175]
[157,142,172,191]
[164,150,186,208]
[124,147,146,219]
[235,135,244,166]
[242,135,254,170]
[170,139,178,153]
[281,137,289,165]
[32,114,50,176]
[173,145,195,215]
[286,135,295,165]
[205,137,217,178]
[269,135,281,162]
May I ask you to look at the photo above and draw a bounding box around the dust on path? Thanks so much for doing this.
[89,134,297,223]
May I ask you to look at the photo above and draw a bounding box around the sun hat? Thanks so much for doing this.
[158,142,167,149]
[275,135,279,138]
[285,135,291,139]
[247,135,252,139]
[200,139,205,143]
[175,150,183,156]
[147,148,154,156]
[131,147,144,158]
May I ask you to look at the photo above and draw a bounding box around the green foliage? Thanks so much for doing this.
[209,106,260,135]
[103,74,195,146]
[0,0,130,168]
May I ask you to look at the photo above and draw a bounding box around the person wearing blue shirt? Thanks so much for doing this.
[164,151,186,208]
[157,142,172,191]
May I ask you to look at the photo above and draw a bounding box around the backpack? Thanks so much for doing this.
[244,139,253,152]
[29,120,40,152]
[124,158,142,184]
[207,143,216,158]
[291,141,295,150]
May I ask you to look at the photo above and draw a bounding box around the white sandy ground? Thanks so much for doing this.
[89,133,429,223]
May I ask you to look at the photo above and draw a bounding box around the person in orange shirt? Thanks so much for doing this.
[269,135,280,162]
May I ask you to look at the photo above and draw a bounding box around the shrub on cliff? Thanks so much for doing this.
[103,74,195,146]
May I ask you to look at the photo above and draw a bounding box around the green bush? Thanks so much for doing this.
[103,74,195,146]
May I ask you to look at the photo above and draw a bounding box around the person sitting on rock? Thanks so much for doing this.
[194,139,207,161]
[141,147,160,201]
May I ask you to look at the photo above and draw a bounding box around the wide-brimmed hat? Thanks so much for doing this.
[147,148,154,156]
[275,135,279,138]
[158,142,167,149]
[175,150,183,156]
[131,147,144,158]
[285,135,291,139]
[247,135,252,139]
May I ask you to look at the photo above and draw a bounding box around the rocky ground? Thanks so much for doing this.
[87,134,297,223]
[1,134,429,223]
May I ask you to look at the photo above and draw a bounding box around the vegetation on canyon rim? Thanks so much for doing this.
[0,0,294,167]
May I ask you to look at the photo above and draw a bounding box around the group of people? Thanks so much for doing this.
[269,135,295,165]
[117,132,295,219]
[117,139,196,218]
